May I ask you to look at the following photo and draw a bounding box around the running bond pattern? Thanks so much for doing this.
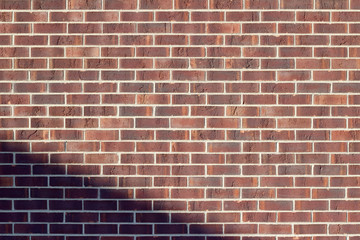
[1,0,360,239]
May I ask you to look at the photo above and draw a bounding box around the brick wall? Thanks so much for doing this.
[1,0,360,239]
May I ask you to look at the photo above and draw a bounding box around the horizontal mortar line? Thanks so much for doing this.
[10,21,360,23]
[0,196,356,199]
[0,197,355,200]
[7,47,351,49]
[0,81,355,83]
[1,95,357,97]
[8,33,360,35]
[1,151,353,154]
[0,213,359,217]
[0,118,355,121]
[0,163,349,165]
[2,55,355,56]
[0,57,354,59]
[1,236,357,238]
[0,116,358,118]
[6,22,360,25]
[4,66,360,69]
[3,34,321,36]
[3,22,360,25]
[0,103,360,105]
[142,186,355,188]
[3,139,360,142]
[3,9,360,12]
[2,127,359,129]
[0,212,354,216]
[4,57,360,59]
[1,128,359,130]
[6,69,360,71]
[0,95,356,97]
[0,214,343,216]
[8,45,356,47]
[3,186,357,189]
[0,167,349,169]
[1,106,251,108]
[4,175,354,177]
[5,185,349,187]
[3,54,335,56]
[2,183,356,186]
[0,220,348,223]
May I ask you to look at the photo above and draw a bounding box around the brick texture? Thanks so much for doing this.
[1,0,360,238]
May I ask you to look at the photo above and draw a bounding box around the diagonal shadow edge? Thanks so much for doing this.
[0,141,267,240]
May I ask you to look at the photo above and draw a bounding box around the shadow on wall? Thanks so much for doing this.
[0,142,263,240]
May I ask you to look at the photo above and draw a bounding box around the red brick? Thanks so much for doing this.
[34,23,66,33]
[0,35,11,45]
[138,47,169,57]
[296,177,328,187]
[315,23,347,33]
[261,35,293,45]
[120,59,152,69]
[294,224,327,234]
[261,177,293,187]
[122,12,153,21]
[297,11,330,21]
[50,12,83,22]
[281,0,313,8]
[105,0,137,9]
[242,118,275,128]
[263,11,294,21]
[86,35,118,45]
[119,106,152,116]
[224,224,257,234]
[296,35,329,45]
[51,35,83,45]
[172,142,205,152]
[66,47,99,57]
[260,224,292,234]
[140,0,172,9]
[226,83,258,93]
[243,95,276,104]
[296,200,329,211]
[243,23,276,33]
[0,0,30,9]
[138,142,169,152]
[33,0,66,9]
[104,23,135,33]
[156,11,189,21]
[332,36,360,45]
[191,35,222,45]
[194,11,225,21]
[68,0,101,9]
[0,47,28,57]
[14,105,45,117]
[296,130,330,140]
[15,59,45,69]
[245,0,278,9]
[243,142,276,152]
[244,47,276,57]
[279,47,312,57]
[315,0,348,9]
[210,0,242,9]
[262,131,294,141]
[0,24,30,34]
[175,0,206,9]
[279,143,312,152]
[259,201,293,210]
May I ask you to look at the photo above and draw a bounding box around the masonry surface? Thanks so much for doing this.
[1,0,360,239]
